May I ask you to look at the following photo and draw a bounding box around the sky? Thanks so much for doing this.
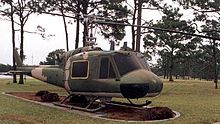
[0,0,194,65]
[0,15,72,65]
[0,14,135,65]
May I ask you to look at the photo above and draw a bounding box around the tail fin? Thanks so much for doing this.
[13,48,23,67]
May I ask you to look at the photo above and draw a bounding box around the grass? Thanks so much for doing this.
[1,78,220,124]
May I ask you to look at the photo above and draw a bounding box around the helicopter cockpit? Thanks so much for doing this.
[137,53,151,71]
[112,52,151,77]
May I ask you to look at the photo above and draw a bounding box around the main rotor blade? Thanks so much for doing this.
[94,20,220,41]
[40,12,220,41]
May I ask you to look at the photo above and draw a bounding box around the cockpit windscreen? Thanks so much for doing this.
[113,53,142,76]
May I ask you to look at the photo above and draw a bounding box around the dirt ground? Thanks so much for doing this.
[8,92,176,121]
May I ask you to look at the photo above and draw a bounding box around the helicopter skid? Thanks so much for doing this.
[54,95,152,112]
[105,100,152,110]
[54,100,152,112]
[53,94,106,112]
[53,102,105,112]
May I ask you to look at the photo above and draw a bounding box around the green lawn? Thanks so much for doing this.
[0,78,220,124]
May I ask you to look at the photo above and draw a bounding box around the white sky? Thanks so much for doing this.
[0,14,135,65]
[1,14,72,65]
[0,13,161,65]
[0,0,194,65]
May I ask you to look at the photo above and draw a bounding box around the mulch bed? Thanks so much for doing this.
[7,92,176,121]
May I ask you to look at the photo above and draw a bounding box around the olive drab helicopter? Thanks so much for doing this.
[12,13,220,112]
[11,15,165,112]
[13,44,163,112]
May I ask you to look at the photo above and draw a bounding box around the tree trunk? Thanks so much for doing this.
[213,40,218,89]
[75,18,80,49]
[169,51,174,82]
[132,0,137,50]
[82,0,89,47]
[60,0,69,51]
[83,21,88,47]
[10,2,17,83]
[19,22,24,84]
[135,0,142,52]
[75,3,80,49]
[163,70,166,79]
[187,58,191,80]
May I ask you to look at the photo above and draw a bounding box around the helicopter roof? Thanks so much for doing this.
[65,46,135,59]
[65,46,102,58]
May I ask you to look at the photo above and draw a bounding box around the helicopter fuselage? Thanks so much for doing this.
[15,48,163,99]
[16,49,163,99]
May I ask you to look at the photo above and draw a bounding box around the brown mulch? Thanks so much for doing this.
[102,105,175,121]
[9,92,42,102]
[7,92,176,121]
[8,92,66,102]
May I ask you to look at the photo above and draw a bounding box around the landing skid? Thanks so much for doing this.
[106,99,152,110]
[127,98,152,107]
[53,94,105,112]
[54,102,105,112]
[53,94,152,112]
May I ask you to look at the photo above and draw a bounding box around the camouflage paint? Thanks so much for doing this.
[41,67,64,87]
[14,48,163,99]
[31,68,47,81]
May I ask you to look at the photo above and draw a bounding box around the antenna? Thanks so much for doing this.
[31,54,33,65]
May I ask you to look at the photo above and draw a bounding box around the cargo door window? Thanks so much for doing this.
[100,58,116,79]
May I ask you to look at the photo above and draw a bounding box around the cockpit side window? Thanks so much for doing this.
[71,61,88,78]
[100,57,116,79]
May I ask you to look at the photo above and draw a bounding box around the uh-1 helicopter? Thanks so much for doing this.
[11,15,164,112]
[13,42,163,112]
[12,12,220,112]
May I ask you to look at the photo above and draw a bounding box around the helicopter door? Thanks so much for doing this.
[100,57,116,79]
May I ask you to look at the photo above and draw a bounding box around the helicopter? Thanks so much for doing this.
[11,10,220,112]
[12,43,163,112]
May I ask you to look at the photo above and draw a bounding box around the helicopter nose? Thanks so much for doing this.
[120,83,149,99]
[120,70,163,99]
